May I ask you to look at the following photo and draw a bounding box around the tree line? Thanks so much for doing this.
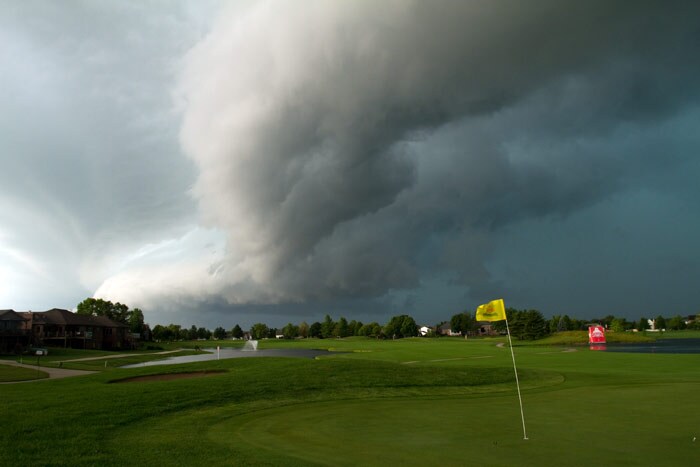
[76,298,145,334]
[77,297,700,343]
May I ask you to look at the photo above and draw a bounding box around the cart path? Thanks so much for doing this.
[60,349,184,362]
[0,349,186,384]
[0,360,95,383]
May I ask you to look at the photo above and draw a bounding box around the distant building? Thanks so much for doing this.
[475,322,497,336]
[438,323,460,337]
[18,308,131,350]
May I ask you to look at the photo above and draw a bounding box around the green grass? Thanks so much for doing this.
[532,330,657,345]
[1,347,205,371]
[0,363,49,382]
[655,329,700,339]
[2,338,699,466]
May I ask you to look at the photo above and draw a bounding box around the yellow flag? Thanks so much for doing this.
[476,299,506,322]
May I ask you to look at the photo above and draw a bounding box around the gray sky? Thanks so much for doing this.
[2,1,699,329]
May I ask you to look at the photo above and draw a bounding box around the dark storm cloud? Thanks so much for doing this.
[4,1,699,326]
[176,0,700,311]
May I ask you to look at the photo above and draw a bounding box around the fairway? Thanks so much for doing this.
[3,338,700,466]
[127,380,699,467]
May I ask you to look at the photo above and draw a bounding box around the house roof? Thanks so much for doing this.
[19,309,128,328]
[0,309,26,321]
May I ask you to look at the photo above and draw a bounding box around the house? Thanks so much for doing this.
[19,308,131,350]
[475,322,497,336]
[438,323,461,337]
[0,309,30,353]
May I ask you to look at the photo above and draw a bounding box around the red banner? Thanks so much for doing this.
[588,325,606,344]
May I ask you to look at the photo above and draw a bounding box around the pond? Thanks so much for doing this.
[121,347,332,368]
[594,338,700,354]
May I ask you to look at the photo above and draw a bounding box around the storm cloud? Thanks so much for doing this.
[170,1,700,307]
[3,1,700,326]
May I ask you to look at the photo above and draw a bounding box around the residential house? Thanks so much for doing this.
[476,322,497,336]
[438,323,461,337]
[0,309,29,353]
[19,308,131,350]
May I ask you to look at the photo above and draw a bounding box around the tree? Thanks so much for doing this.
[400,315,418,338]
[350,320,363,336]
[298,321,309,338]
[450,312,475,336]
[335,317,349,338]
[637,317,649,331]
[508,309,549,340]
[691,315,700,330]
[282,322,298,339]
[129,308,145,334]
[197,327,211,339]
[383,315,417,339]
[250,323,269,340]
[549,314,572,333]
[309,322,322,338]
[76,297,129,324]
[231,324,244,339]
[321,315,335,339]
[610,318,626,333]
[359,322,382,338]
[151,324,167,341]
[654,315,667,330]
[667,315,686,330]
[213,327,227,340]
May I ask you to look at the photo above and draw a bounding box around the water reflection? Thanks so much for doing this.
[601,338,700,354]
[121,347,330,368]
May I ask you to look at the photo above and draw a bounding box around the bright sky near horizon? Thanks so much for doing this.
[2,1,700,328]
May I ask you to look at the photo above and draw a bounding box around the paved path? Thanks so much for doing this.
[60,349,183,363]
[0,360,95,384]
[0,349,191,384]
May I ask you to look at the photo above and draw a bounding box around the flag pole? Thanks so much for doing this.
[505,316,528,440]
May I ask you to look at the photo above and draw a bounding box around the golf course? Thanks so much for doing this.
[2,336,698,466]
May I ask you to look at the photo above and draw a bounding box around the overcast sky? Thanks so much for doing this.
[2,1,699,328]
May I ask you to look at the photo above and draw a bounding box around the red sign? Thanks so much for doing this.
[588,325,606,344]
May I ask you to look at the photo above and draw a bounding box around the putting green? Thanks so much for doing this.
[207,383,698,466]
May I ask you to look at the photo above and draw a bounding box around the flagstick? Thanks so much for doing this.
[505,317,528,440]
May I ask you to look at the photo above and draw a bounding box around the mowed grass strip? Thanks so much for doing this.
[209,382,698,467]
[0,363,49,382]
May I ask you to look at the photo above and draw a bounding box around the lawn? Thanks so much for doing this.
[0,363,49,382]
[2,338,698,466]
[0,347,206,371]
